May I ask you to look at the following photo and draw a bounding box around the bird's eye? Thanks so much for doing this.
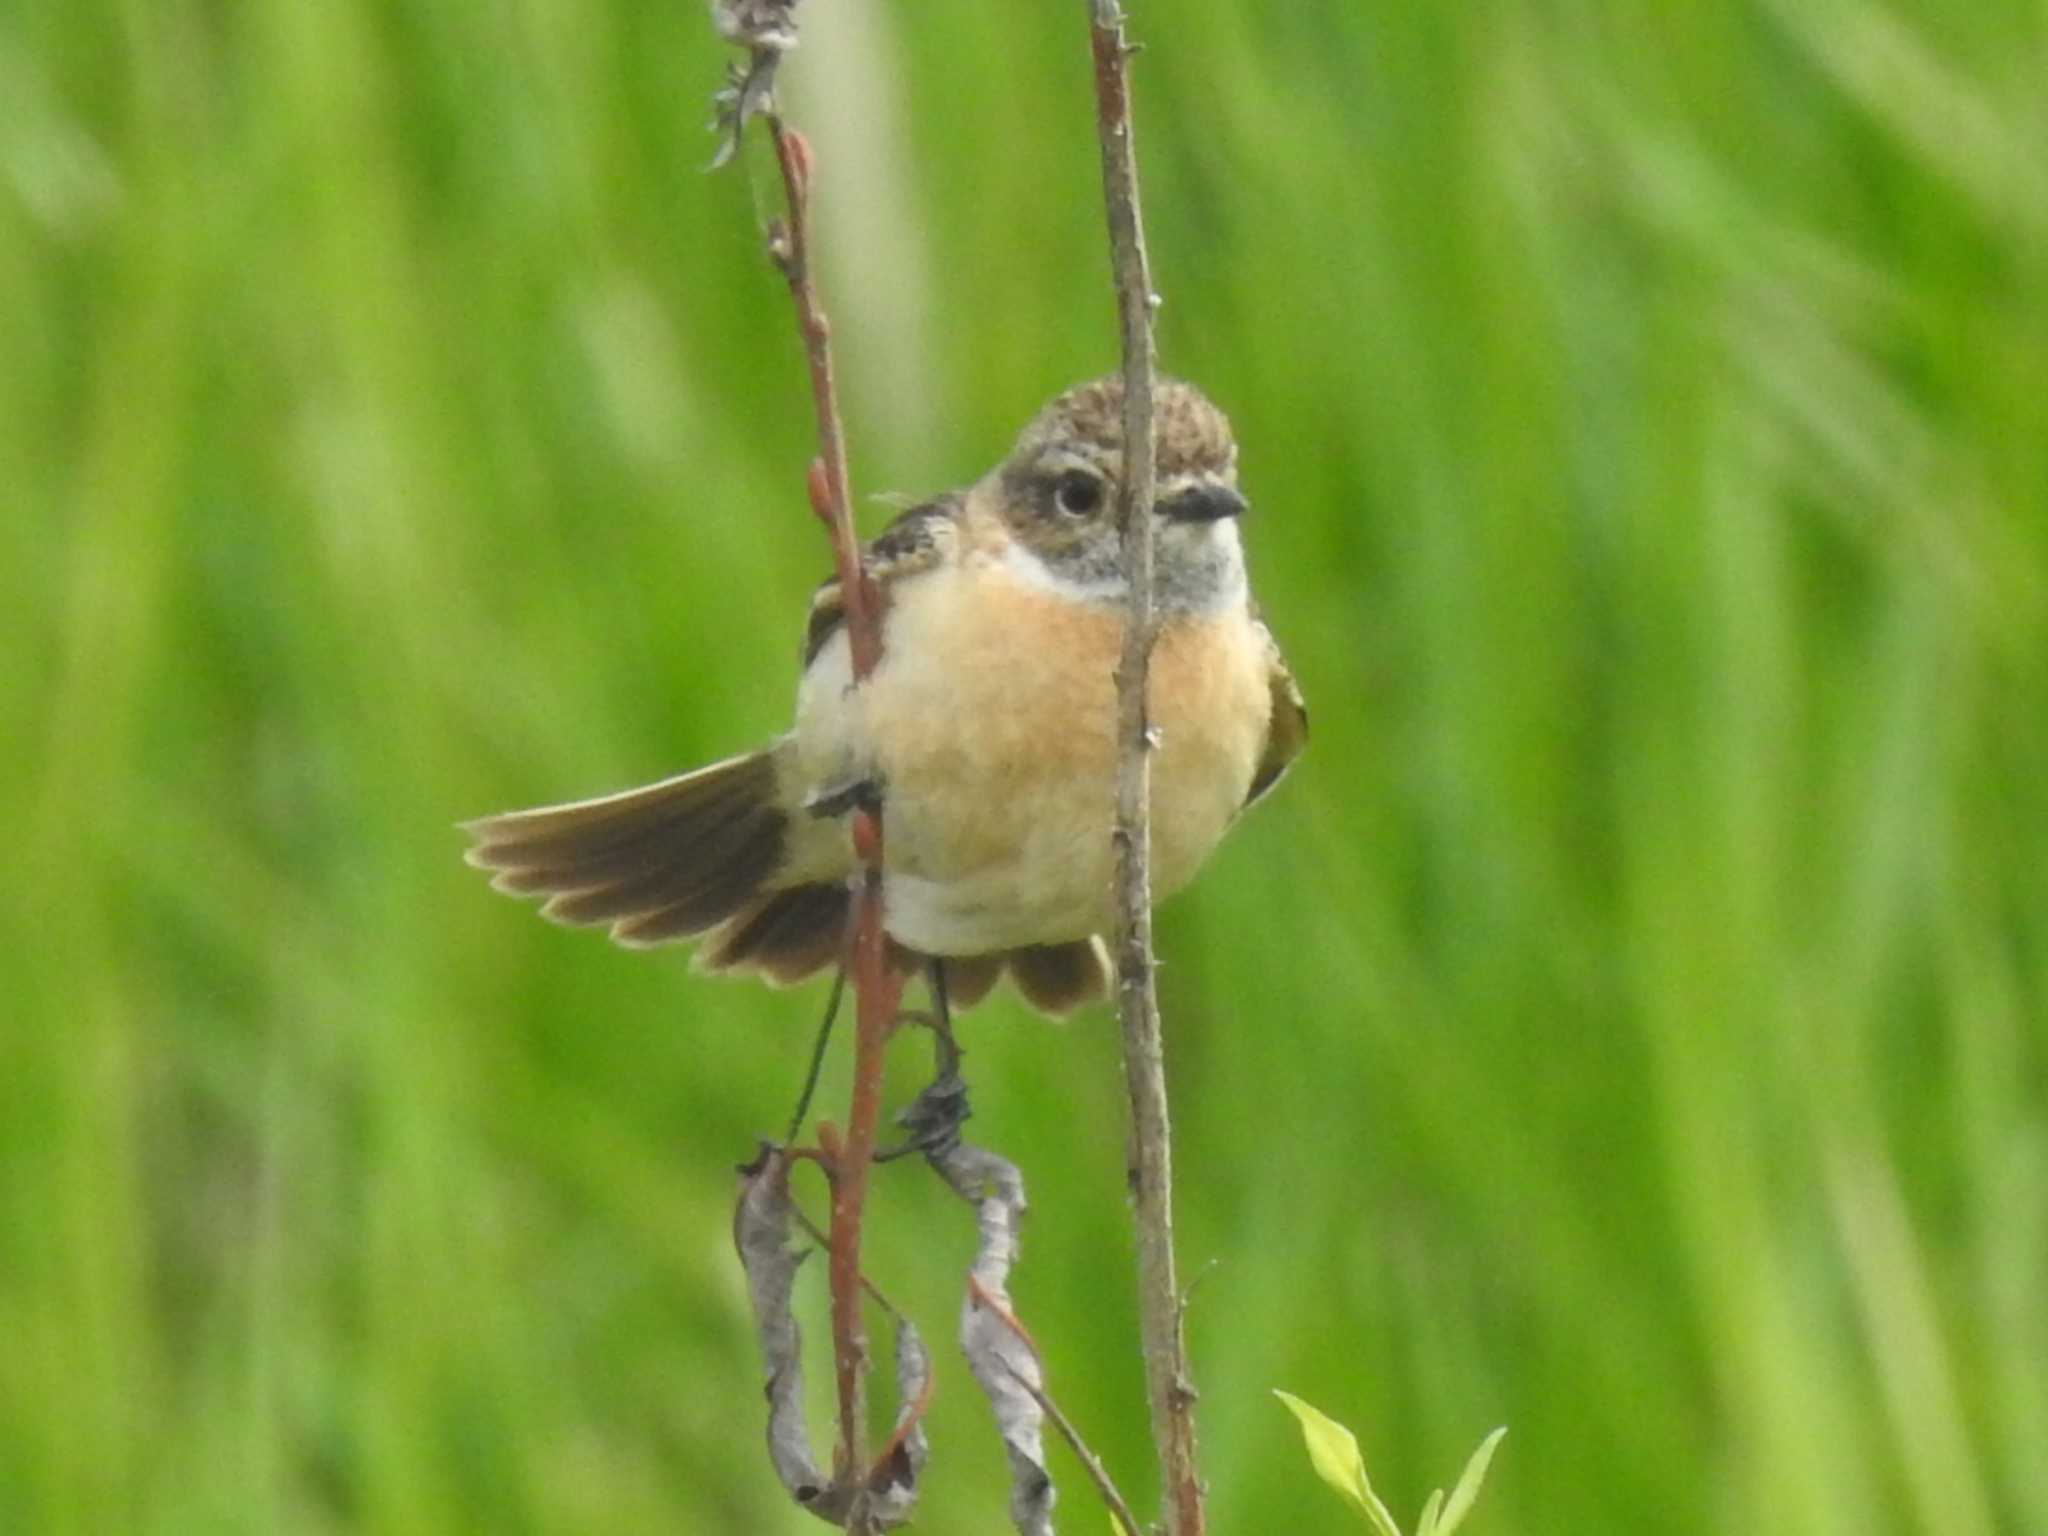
[1053,471,1104,517]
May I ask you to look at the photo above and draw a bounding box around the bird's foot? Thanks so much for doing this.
[876,1065,971,1164]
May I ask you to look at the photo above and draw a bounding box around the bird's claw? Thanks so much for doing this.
[876,1067,971,1164]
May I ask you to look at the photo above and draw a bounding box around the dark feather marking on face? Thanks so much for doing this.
[984,376,1253,613]
[803,379,1248,657]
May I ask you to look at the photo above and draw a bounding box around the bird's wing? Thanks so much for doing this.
[800,494,962,669]
[1244,622,1307,808]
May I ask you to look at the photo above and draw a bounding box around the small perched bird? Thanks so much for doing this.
[464,376,1306,1015]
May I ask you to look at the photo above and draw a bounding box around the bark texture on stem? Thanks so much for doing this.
[1087,6,1206,1536]
[767,116,899,1532]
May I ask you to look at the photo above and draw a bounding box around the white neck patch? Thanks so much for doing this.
[997,524,1247,614]
[997,539,1127,602]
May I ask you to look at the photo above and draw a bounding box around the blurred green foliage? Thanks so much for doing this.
[7,0,2046,1532]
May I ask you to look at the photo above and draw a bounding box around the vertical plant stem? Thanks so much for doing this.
[768,116,895,1525]
[828,851,903,1517]
[773,123,880,674]
[1087,6,1206,1535]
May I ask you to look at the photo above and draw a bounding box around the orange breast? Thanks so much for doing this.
[857,555,1270,951]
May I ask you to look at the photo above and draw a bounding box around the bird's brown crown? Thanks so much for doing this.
[1012,375,1237,482]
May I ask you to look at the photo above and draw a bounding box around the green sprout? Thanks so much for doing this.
[1274,1391,1506,1536]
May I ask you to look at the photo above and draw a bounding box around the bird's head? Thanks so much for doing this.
[991,375,1249,612]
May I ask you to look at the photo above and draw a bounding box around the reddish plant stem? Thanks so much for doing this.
[829,820,903,1493]
[776,124,881,678]
[768,115,895,1518]
[1087,6,1206,1536]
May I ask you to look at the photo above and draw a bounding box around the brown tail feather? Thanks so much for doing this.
[1006,939,1112,1017]
[468,763,1113,1017]
[938,955,1003,1010]
[463,752,787,948]
[539,796,780,921]
[701,883,851,984]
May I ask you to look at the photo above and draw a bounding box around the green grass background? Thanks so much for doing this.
[8,0,2046,1531]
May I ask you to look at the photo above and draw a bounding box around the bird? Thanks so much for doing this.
[462,375,1306,1017]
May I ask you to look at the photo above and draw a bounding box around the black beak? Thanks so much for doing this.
[1159,484,1248,523]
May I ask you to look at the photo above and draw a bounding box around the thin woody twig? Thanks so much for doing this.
[831,864,903,1528]
[785,962,847,1144]
[789,1202,898,1318]
[999,1356,1145,1536]
[921,1244,1138,1536]
[1087,5,1207,1536]
[768,121,881,678]
[762,106,903,1534]
[969,1268,1143,1536]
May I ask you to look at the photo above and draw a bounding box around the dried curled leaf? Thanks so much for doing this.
[873,1316,933,1516]
[706,0,800,168]
[709,60,779,171]
[708,0,800,51]
[733,1145,928,1529]
[911,1071,1056,1536]
[734,1146,828,1510]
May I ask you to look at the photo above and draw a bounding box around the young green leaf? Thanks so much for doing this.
[1432,1427,1508,1536]
[1273,1390,1404,1536]
[1418,1488,1446,1536]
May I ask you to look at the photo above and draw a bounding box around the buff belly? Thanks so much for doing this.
[790,555,1271,957]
